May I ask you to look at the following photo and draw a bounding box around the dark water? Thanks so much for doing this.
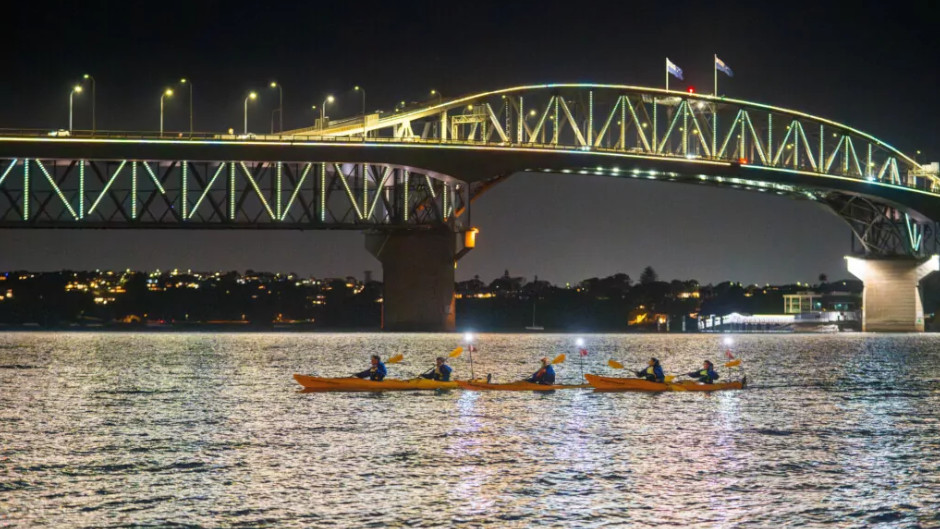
[1,332,939,528]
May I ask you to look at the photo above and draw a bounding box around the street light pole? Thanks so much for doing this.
[270,82,283,133]
[244,92,258,135]
[68,85,82,132]
[160,88,173,137]
[354,86,366,137]
[82,74,95,135]
[180,78,193,137]
[320,95,334,130]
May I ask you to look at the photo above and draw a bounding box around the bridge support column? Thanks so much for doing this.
[846,255,939,332]
[366,228,456,332]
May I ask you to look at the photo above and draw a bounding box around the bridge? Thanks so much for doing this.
[1,83,938,331]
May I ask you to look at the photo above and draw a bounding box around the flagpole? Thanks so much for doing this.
[714,54,718,96]
[578,350,584,381]
[469,342,475,379]
[665,58,669,91]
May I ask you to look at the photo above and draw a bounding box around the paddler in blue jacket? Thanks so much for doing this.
[525,357,556,385]
[354,355,387,381]
[685,360,719,384]
[419,356,453,381]
[635,357,665,383]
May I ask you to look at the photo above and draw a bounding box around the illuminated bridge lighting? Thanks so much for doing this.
[0,83,936,256]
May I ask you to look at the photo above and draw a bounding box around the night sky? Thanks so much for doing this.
[0,1,936,285]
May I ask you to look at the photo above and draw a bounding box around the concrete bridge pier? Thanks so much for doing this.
[846,255,939,332]
[366,228,457,331]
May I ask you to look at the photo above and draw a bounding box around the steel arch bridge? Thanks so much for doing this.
[0,83,937,256]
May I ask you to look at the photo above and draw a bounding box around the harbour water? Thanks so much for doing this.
[2,332,939,528]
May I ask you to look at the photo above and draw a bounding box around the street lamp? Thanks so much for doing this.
[269,81,283,133]
[179,78,193,137]
[320,95,334,129]
[353,85,367,137]
[68,85,82,132]
[159,88,173,137]
[82,74,95,135]
[430,89,443,104]
[244,92,258,135]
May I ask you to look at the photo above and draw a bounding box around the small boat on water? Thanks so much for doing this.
[585,374,746,392]
[524,300,545,331]
[293,374,461,392]
[455,380,589,391]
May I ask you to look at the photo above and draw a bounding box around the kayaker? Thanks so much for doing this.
[525,357,556,385]
[354,355,387,381]
[685,360,719,384]
[419,356,453,381]
[635,357,665,383]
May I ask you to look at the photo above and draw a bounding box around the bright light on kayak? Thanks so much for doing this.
[576,338,585,347]
[464,332,474,343]
[723,336,734,346]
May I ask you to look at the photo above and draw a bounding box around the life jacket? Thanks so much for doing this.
[433,364,452,381]
[369,362,387,381]
[531,365,556,384]
[695,368,718,383]
[641,365,664,382]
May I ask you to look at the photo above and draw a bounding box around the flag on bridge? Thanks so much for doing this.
[666,58,684,80]
[715,56,733,77]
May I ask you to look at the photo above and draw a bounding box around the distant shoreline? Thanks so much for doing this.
[0,325,879,334]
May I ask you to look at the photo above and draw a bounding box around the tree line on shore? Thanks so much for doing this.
[1,266,910,330]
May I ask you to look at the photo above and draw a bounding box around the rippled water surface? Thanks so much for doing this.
[2,332,940,528]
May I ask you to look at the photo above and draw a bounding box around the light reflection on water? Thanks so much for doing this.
[1,332,939,528]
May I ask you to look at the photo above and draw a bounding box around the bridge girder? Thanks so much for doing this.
[0,83,937,256]
[0,157,467,230]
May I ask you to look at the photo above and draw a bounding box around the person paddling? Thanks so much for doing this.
[419,356,453,381]
[525,357,556,385]
[354,355,387,381]
[684,360,719,384]
[635,357,665,383]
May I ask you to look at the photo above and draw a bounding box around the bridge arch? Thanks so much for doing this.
[1,82,939,331]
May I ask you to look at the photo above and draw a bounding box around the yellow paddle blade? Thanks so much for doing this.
[551,353,566,365]
[607,359,624,369]
[448,347,464,358]
[386,354,404,364]
[725,359,741,367]
[664,375,676,383]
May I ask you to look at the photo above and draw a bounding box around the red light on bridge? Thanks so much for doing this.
[687,86,695,94]
[738,157,748,164]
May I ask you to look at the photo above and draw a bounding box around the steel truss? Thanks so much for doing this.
[1,84,936,255]
[302,84,935,194]
[821,194,939,257]
[0,157,466,229]
[295,83,938,255]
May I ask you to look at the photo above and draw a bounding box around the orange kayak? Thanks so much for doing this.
[585,374,746,392]
[293,374,460,392]
[455,380,590,391]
